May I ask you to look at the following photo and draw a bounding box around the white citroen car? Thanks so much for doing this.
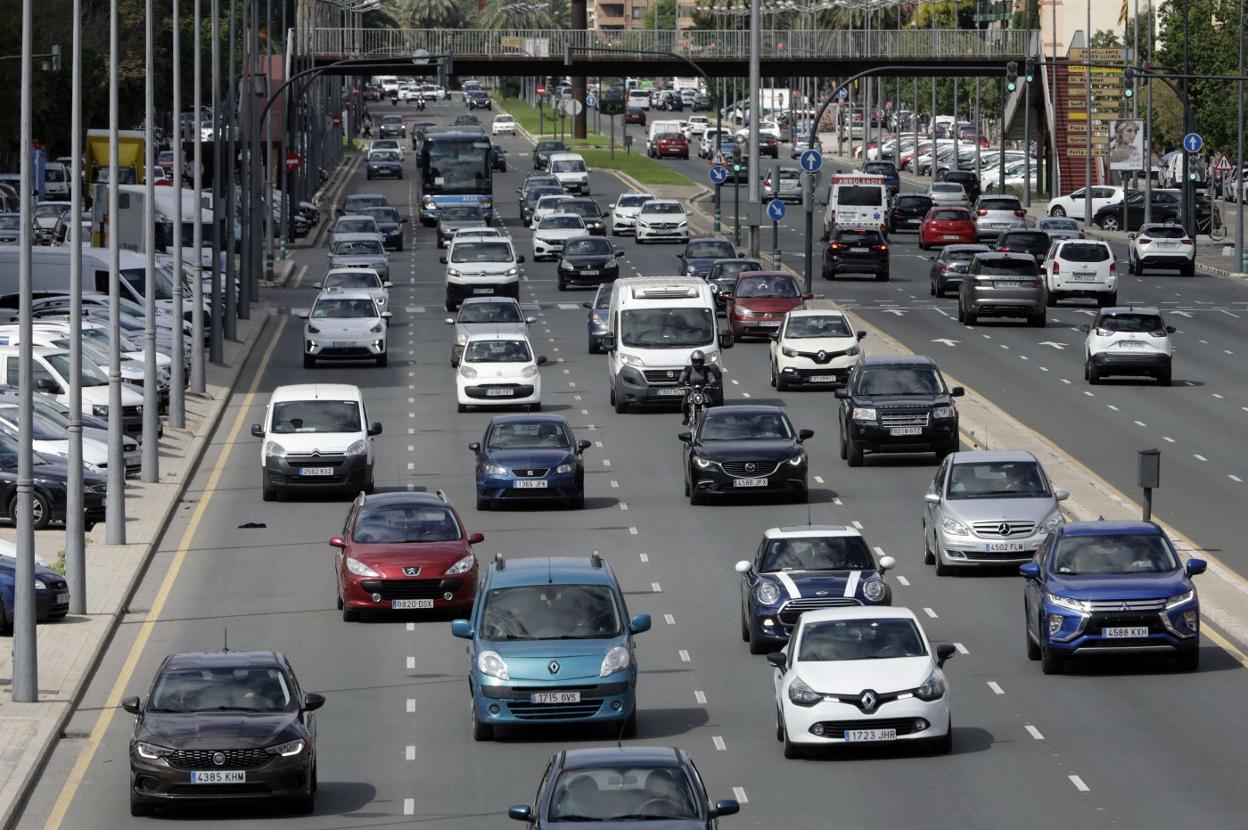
[455,333,546,412]
[770,606,955,758]
[769,302,865,391]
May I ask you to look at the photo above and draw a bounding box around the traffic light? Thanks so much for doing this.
[1005,61,1018,93]
[1024,57,1034,84]
[1123,67,1135,99]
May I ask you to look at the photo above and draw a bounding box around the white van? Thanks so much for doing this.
[821,174,889,236]
[647,120,685,154]
[0,344,145,436]
[602,277,733,413]
[547,152,591,195]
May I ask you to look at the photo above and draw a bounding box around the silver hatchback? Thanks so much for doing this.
[444,297,535,366]
[973,195,1026,239]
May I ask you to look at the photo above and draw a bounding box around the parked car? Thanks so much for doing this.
[1047,185,1123,218]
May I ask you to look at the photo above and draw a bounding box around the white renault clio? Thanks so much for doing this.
[455,333,547,412]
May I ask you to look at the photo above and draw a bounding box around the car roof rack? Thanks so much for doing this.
[494,552,505,569]
[590,550,603,568]
[435,489,449,503]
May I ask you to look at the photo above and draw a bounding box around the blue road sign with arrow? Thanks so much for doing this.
[767,199,786,222]
[799,149,823,174]
[1183,132,1204,153]
[837,87,848,99]
[709,165,728,185]
[586,94,597,109]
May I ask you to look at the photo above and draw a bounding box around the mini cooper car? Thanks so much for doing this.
[1081,306,1175,386]
[469,414,592,510]
[735,525,895,654]
[332,490,482,620]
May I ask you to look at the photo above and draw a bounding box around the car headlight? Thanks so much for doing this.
[478,650,509,680]
[84,460,103,472]
[862,578,887,602]
[1047,592,1091,614]
[846,344,861,357]
[1165,589,1195,610]
[618,353,643,367]
[781,346,799,357]
[445,552,476,575]
[1041,512,1064,532]
[520,365,538,378]
[370,323,384,334]
[685,267,696,276]
[345,439,367,455]
[736,307,756,318]
[914,668,947,701]
[940,517,969,536]
[422,196,435,208]
[755,580,781,605]
[932,405,955,419]
[555,462,574,474]
[456,332,469,345]
[265,739,304,757]
[92,404,108,416]
[484,463,508,476]
[504,267,518,276]
[851,406,877,421]
[693,456,715,469]
[447,267,462,277]
[787,452,806,466]
[676,220,687,228]
[34,579,47,590]
[591,313,606,327]
[264,441,286,459]
[600,645,631,676]
[134,742,173,760]
[787,676,822,706]
[460,365,478,379]
[345,556,380,577]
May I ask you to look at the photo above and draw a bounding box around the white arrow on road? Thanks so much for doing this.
[1038,341,1068,350]
[881,308,906,316]
[931,338,960,347]
[1170,310,1194,318]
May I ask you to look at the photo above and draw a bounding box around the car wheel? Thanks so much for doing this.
[1050,206,1066,217]
[929,278,937,296]
[457,403,468,413]
[1157,369,1172,387]
[557,276,566,291]
[262,481,276,502]
[782,726,804,759]
[1176,648,1200,672]
[569,492,585,510]
[342,604,361,622]
[934,550,951,576]
[1127,254,1137,275]
[613,389,628,414]
[877,270,890,282]
[963,306,977,325]
[923,525,936,565]
[930,720,953,755]
[11,491,51,531]
[1182,260,1195,276]
[1025,610,1041,660]
[918,239,928,250]
[1086,360,1100,385]
[130,796,154,818]
[289,788,315,815]
[303,354,315,369]
[1040,637,1064,675]
[471,699,494,741]
[0,598,10,636]
[845,433,863,467]
[376,353,388,367]
[1100,216,1120,232]
[1028,313,1046,328]
[1098,292,1117,308]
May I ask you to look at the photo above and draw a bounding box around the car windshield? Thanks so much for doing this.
[565,238,611,256]
[564,202,600,219]
[762,536,874,571]
[459,302,522,323]
[1001,232,1050,253]
[536,197,569,211]
[541,216,584,230]
[464,339,531,363]
[1142,225,1186,239]
[486,421,571,450]
[785,314,853,339]
[856,367,944,395]
[1051,533,1179,575]
[0,407,61,441]
[325,272,382,290]
[1098,313,1164,333]
[686,240,735,259]
[931,209,970,222]
[551,159,587,173]
[947,460,1050,499]
[548,766,699,822]
[332,240,384,256]
[352,503,461,543]
[381,116,403,125]
[46,353,108,386]
[835,230,883,245]
[931,183,963,194]
[798,618,927,661]
[526,187,564,202]
[119,265,178,301]
[735,276,799,298]
[370,151,399,162]
[1058,243,1110,262]
[1039,218,1078,232]
[837,186,883,206]
[898,196,932,209]
[35,204,67,220]
[441,206,483,221]
[537,142,565,152]
[361,207,400,224]
[657,133,683,141]
[979,198,1020,211]
[617,195,653,208]
[480,584,622,641]
[147,667,295,713]
[977,258,1039,276]
[699,412,793,441]
[495,117,513,124]
[335,218,376,234]
[312,298,376,318]
[345,196,386,211]
[0,215,20,230]
[711,261,762,282]
[270,400,361,434]
[619,308,713,348]
[641,203,684,215]
[451,242,513,263]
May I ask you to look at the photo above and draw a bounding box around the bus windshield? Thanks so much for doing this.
[422,135,492,196]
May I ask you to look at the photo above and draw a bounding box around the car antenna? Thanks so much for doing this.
[222,628,229,653]
[548,557,554,584]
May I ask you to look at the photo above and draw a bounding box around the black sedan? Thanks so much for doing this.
[358,205,407,252]
[561,197,608,235]
[707,258,764,312]
[1092,188,1214,232]
[123,650,325,817]
[507,746,740,828]
[927,243,989,297]
[0,554,69,636]
[680,405,812,504]
[557,236,624,289]
[365,149,403,180]
[533,140,567,170]
[491,143,508,172]
[0,432,106,530]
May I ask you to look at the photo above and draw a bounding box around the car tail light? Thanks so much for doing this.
[998,247,1011,253]
[827,242,845,250]
[1109,261,1116,272]
[763,178,771,188]
[1138,237,1152,244]
[1181,237,1192,245]
[1051,261,1060,274]
[977,209,988,216]
[1014,210,1026,217]
[872,244,888,252]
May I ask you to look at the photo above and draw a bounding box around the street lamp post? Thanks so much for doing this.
[191,0,206,394]
[105,0,128,545]
[141,0,160,483]
[66,0,86,615]
[170,0,186,430]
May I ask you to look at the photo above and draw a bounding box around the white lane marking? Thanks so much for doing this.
[775,572,801,599]
[1107,404,1119,411]
[406,698,416,713]
[742,392,752,398]
[1039,366,1049,372]
[679,649,691,663]
[1230,475,1243,483]
[1163,436,1175,443]
[923,607,938,618]
[1069,775,1090,792]
[406,462,415,471]
[652,582,662,593]
[595,440,604,447]
[1218,309,1241,318]
[1134,420,1146,427]
[986,681,1004,695]
[404,798,416,815]
[953,642,968,654]
[405,745,416,761]
[603,458,612,467]
[851,520,863,529]
[713,736,727,751]
[574,394,582,401]
[664,613,675,625]
[639,553,649,563]
[873,546,887,557]
[406,622,416,632]
[730,378,740,385]
[406,656,415,670]
[629,526,638,535]
[1194,454,1207,462]
[833,497,843,506]
[619,501,629,511]
[896,576,910,586]
[1061,378,1072,384]
[1082,390,1095,397]
[695,690,707,705]
[1025,724,1045,740]
[611,480,620,488]
[733,787,749,804]
[1019,354,1029,361]
[814,475,825,484]
[1213,393,1225,399]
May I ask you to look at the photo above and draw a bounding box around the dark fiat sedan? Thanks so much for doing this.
[123,651,325,817]
[680,405,812,505]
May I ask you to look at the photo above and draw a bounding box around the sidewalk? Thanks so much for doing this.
[0,309,274,828]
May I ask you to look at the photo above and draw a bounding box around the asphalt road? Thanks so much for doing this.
[18,100,1248,830]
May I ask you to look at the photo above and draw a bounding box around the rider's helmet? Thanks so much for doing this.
[690,350,705,367]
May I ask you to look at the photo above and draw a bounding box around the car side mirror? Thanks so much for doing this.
[720,291,732,299]
[601,333,616,351]
[719,330,734,348]
[1166,325,1176,334]
[615,251,625,258]
[798,428,814,442]
[381,311,392,319]
[516,254,526,263]
[1019,562,1040,580]
[329,536,346,549]
[602,210,610,218]
[1054,489,1069,501]
[444,317,455,325]
[400,217,409,224]
[451,619,473,639]
[439,256,447,264]
[1186,558,1207,576]
[1127,232,1136,240]
[765,652,787,670]
[298,310,309,319]
[468,441,481,453]
[924,492,942,504]
[507,805,533,822]
[950,386,965,398]
[856,330,867,341]
[250,424,264,438]
[834,388,850,399]
[303,692,326,711]
[803,292,814,300]
[383,281,394,288]
[711,799,740,819]
[734,559,752,574]
[1079,323,1091,333]
[536,356,548,366]
[677,431,692,443]
[121,696,142,715]
[935,644,957,668]
[577,439,592,452]
[878,555,896,572]
[468,532,485,544]
[367,422,383,436]
[581,301,592,310]
[630,613,652,634]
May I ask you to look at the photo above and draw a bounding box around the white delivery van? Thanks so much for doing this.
[547,152,591,195]
[647,120,685,154]
[602,277,733,413]
[822,174,889,236]
[105,184,216,270]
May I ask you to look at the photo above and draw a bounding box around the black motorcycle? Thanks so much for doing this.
[390,90,399,106]
[417,97,426,112]
[682,384,719,427]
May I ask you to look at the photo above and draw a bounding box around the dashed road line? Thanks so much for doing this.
[404,798,416,815]
[1069,775,1090,792]
[1025,724,1045,740]
[922,607,938,618]
[896,576,910,586]
[733,787,749,803]
[712,736,727,751]
[405,745,416,761]
[986,680,1004,695]
[694,690,707,704]
[651,582,662,593]
[406,698,416,713]
[664,613,675,624]
[953,642,968,654]
[678,649,691,663]
[639,552,649,562]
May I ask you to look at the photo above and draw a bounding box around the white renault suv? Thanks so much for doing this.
[302,288,390,368]
[455,333,547,412]
[769,302,865,391]
[1081,306,1175,386]
[1127,223,1195,276]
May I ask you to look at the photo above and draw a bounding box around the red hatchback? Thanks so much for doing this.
[332,491,483,622]
[653,132,689,159]
[725,271,809,339]
[919,206,977,250]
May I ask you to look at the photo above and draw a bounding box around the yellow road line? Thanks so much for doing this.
[42,315,288,830]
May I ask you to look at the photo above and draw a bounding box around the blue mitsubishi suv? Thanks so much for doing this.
[452,553,651,740]
[1021,521,1205,674]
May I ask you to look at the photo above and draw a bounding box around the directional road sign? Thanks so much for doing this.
[586,94,597,109]
[1183,132,1204,153]
[836,87,848,99]
[767,199,786,222]
[799,149,822,174]
[709,165,728,186]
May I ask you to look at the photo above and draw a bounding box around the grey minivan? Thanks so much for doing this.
[957,251,1046,327]
[973,195,1026,239]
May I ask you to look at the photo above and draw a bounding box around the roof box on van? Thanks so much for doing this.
[630,285,700,300]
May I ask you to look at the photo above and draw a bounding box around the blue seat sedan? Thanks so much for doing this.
[1021,521,1204,674]
[469,414,592,510]
[452,553,651,740]
[0,545,70,634]
[583,283,612,354]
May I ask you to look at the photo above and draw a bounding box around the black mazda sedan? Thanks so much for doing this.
[680,405,812,504]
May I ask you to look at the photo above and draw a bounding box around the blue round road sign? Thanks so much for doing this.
[799,148,823,174]
[586,94,597,109]
[836,87,848,99]
[709,165,728,185]
[1183,132,1204,153]
[767,199,787,222]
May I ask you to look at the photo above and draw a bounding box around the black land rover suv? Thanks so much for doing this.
[836,355,963,467]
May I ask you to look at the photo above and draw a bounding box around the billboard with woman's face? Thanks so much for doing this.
[1108,119,1145,171]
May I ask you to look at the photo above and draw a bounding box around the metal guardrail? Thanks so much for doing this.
[312,28,1037,61]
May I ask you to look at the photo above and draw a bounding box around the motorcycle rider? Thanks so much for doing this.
[417,92,426,112]
[678,350,721,426]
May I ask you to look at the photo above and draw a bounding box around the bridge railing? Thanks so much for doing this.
[312,28,1036,61]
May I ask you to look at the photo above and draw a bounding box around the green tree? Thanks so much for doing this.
[642,0,676,30]
[1155,0,1242,155]
[1090,30,1122,48]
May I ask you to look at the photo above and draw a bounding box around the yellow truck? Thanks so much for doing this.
[84,129,146,187]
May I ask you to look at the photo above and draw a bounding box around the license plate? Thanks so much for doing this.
[486,388,513,396]
[845,728,897,742]
[124,452,140,466]
[531,691,580,704]
[1118,341,1147,350]
[581,269,599,276]
[300,467,334,476]
[733,478,768,487]
[810,375,838,383]
[1072,272,1096,281]
[757,320,781,327]
[995,281,1025,289]
[987,541,1025,552]
[190,770,246,784]
[1103,626,1149,638]
[943,234,962,240]
[889,427,923,436]
[56,592,69,604]
[657,387,685,396]
[331,341,357,347]
[472,288,495,294]
[390,597,435,610]
[514,479,548,489]
[850,247,869,253]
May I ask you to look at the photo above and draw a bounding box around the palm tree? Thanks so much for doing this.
[388,0,468,28]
